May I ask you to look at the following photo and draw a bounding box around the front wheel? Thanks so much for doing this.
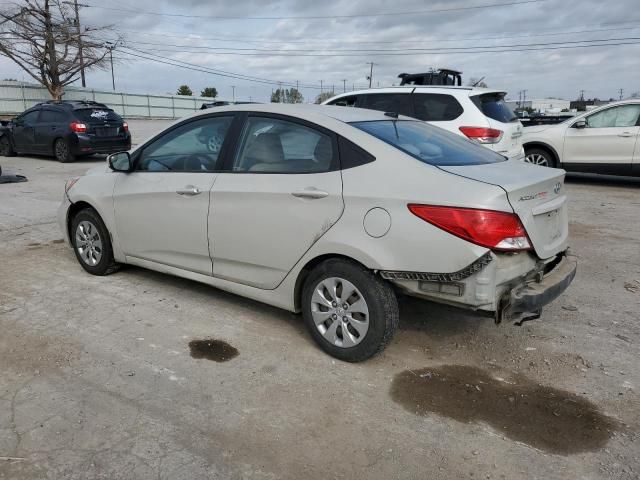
[54,138,75,163]
[71,208,120,275]
[302,259,399,362]
[525,148,555,168]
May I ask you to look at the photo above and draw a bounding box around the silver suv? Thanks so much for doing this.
[324,86,525,160]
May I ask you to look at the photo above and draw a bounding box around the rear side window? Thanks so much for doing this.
[40,110,67,123]
[328,95,358,107]
[73,108,122,123]
[338,136,375,169]
[412,93,463,121]
[359,94,414,117]
[351,120,506,166]
[471,93,517,123]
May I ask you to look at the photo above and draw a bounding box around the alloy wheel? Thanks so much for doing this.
[75,220,103,266]
[55,140,68,161]
[525,153,549,166]
[310,277,370,348]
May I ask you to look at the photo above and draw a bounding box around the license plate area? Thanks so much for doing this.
[535,208,561,242]
[95,127,119,137]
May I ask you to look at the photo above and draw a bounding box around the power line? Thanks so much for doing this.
[82,0,547,21]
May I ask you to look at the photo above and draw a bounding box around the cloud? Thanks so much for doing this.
[1,0,639,102]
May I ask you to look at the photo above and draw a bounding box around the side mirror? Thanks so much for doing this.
[573,119,587,129]
[107,151,132,172]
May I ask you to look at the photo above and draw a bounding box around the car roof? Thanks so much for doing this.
[325,85,506,101]
[184,103,414,124]
[36,100,112,110]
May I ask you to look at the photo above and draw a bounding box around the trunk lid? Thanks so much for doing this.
[440,159,568,259]
[470,92,523,158]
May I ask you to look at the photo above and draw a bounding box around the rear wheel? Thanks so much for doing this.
[525,147,556,168]
[71,208,119,276]
[0,136,16,157]
[54,138,75,163]
[302,259,399,362]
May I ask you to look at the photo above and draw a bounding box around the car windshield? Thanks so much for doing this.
[350,120,507,166]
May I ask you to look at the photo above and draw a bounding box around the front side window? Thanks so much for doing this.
[351,120,506,166]
[19,110,40,124]
[412,93,463,121]
[359,94,414,117]
[233,117,335,173]
[586,105,640,128]
[137,116,232,172]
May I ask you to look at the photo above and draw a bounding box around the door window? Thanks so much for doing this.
[233,117,335,173]
[137,116,233,172]
[39,110,67,123]
[359,94,414,117]
[412,93,463,121]
[18,110,40,124]
[586,105,640,128]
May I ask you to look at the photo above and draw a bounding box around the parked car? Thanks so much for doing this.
[0,100,131,162]
[522,100,640,175]
[323,86,525,160]
[59,104,575,362]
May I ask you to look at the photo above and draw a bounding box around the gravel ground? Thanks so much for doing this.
[0,125,638,479]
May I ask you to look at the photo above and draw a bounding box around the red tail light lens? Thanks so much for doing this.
[70,122,87,133]
[408,204,531,252]
[459,126,503,144]
[122,122,128,132]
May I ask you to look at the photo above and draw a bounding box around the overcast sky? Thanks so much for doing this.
[1,0,639,103]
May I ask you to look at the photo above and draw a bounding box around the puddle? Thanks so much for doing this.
[188,339,239,362]
[390,365,618,455]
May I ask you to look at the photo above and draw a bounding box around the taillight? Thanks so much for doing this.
[70,122,87,133]
[459,126,503,144]
[122,122,128,132]
[408,204,531,252]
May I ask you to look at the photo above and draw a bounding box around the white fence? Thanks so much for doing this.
[0,81,213,119]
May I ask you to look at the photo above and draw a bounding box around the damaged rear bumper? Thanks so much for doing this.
[498,255,577,323]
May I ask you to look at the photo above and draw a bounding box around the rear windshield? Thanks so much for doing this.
[73,108,122,123]
[471,93,517,123]
[351,120,506,166]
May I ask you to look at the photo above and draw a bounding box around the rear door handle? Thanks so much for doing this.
[618,132,634,137]
[176,185,201,196]
[291,188,329,199]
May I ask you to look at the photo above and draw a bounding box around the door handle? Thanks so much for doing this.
[291,188,329,199]
[176,185,201,196]
[618,132,634,137]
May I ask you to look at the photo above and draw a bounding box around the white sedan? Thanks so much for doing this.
[59,104,576,362]
[523,100,640,176]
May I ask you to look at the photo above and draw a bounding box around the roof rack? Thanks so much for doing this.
[398,68,463,87]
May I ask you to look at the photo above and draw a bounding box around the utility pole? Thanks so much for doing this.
[579,89,585,101]
[366,62,376,88]
[342,79,346,93]
[522,89,527,107]
[72,0,85,87]
[231,85,236,102]
[278,82,283,103]
[320,80,323,93]
[104,42,117,91]
[619,88,624,100]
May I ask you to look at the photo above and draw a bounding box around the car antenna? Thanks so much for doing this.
[384,111,399,118]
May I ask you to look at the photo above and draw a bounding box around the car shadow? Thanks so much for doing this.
[565,172,640,187]
[15,153,107,163]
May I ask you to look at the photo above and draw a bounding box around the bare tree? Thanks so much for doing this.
[0,0,120,99]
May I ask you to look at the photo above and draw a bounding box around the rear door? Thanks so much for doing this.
[210,114,344,289]
[35,108,67,153]
[11,109,40,152]
[113,114,235,275]
[470,92,524,158]
[562,104,640,173]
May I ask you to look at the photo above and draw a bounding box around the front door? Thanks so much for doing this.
[563,104,640,173]
[113,115,234,275]
[211,114,344,289]
[11,109,40,152]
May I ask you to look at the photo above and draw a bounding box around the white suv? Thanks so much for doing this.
[324,86,525,160]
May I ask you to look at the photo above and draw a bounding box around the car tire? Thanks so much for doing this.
[54,138,75,163]
[302,258,399,362]
[525,147,556,168]
[70,208,120,276]
[0,136,16,157]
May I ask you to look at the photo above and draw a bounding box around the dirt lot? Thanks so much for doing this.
[1,124,639,479]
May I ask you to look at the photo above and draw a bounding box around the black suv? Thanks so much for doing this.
[0,100,131,162]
